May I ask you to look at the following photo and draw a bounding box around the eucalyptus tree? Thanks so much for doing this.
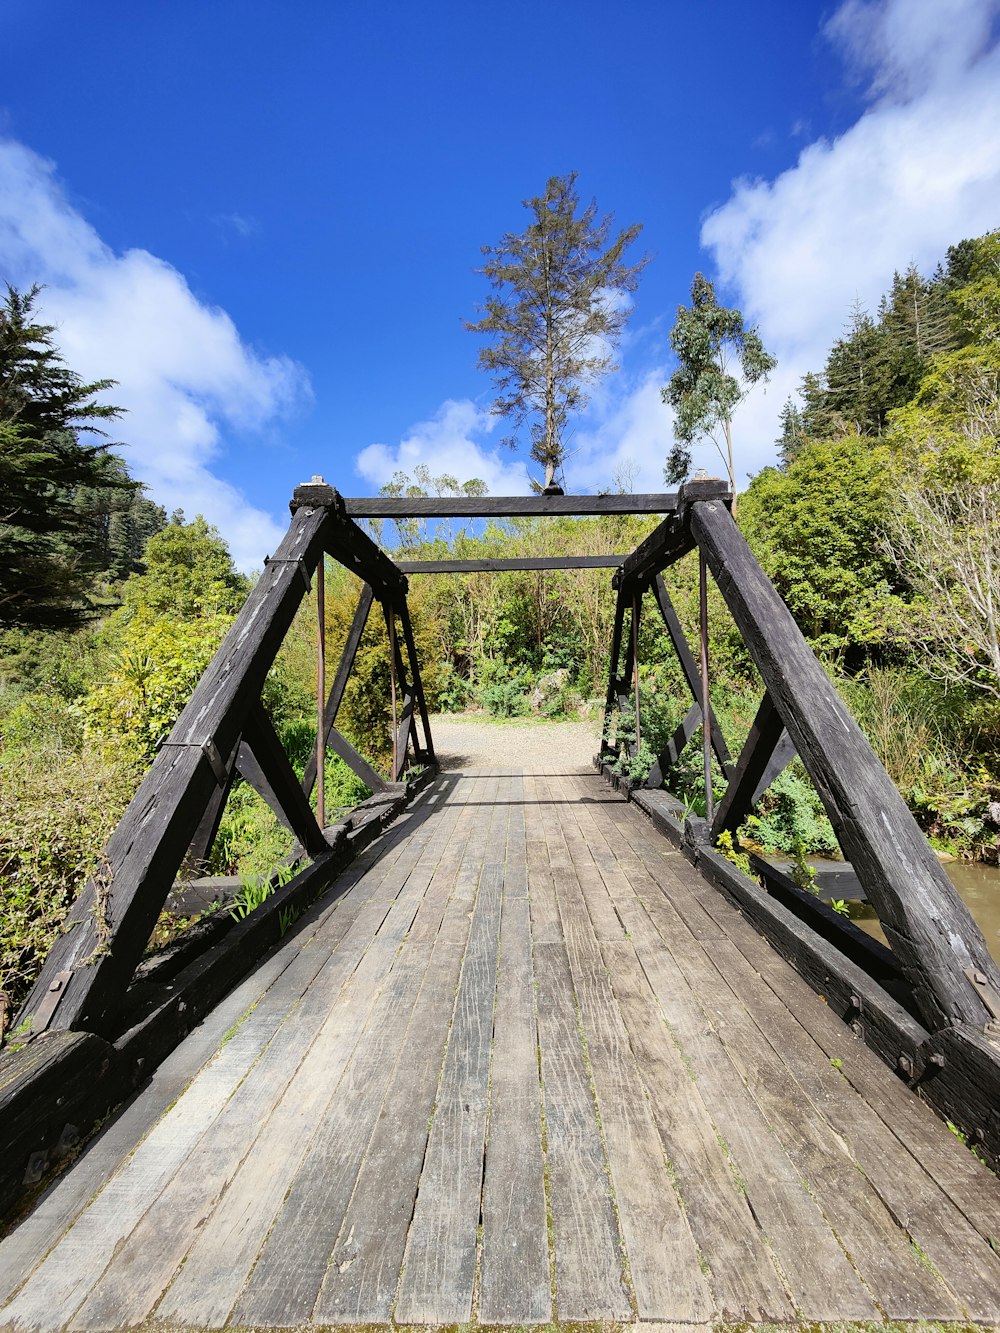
[662,273,775,504]
[468,173,647,492]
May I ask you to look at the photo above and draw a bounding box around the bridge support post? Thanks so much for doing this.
[686,493,1000,1032]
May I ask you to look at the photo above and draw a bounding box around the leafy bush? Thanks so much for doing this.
[475,660,532,718]
[0,746,139,1017]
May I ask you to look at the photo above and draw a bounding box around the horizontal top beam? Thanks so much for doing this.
[341,492,681,519]
[397,555,626,574]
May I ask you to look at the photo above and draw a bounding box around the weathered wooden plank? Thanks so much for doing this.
[545,777,712,1321]
[523,775,563,945]
[393,813,507,1323]
[313,779,488,1322]
[0,868,403,1330]
[61,845,438,1332]
[711,937,1000,1322]
[601,938,794,1322]
[229,788,475,1329]
[586,798,877,1320]
[688,496,1000,1030]
[532,934,631,1321]
[0,808,431,1301]
[686,864,1000,1235]
[633,868,963,1321]
[398,555,627,572]
[343,493,681,518]
[158,922,444,1330]
[478,836,551,1322]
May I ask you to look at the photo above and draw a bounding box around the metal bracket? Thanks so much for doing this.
[297,559,313,592]
[201,740,228,787]
[964,966,1000,1022]
[31,970,73,1035]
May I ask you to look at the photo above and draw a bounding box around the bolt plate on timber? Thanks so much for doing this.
[31,970,73,1035]
[964,966,1000,1023]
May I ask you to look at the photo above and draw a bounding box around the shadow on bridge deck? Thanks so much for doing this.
[2,769,1000,1329]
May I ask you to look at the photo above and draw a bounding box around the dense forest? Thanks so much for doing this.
[1,227,998,1023]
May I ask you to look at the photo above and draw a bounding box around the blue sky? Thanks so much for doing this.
[1,0,998,565]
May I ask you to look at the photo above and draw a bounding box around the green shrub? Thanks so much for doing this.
[0,746,140,1017]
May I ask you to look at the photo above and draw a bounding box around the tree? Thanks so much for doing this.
[662,273,775,503]
[738,435,907,659]
[467,173,647,492]
[0,285,140,626]
[775,396,806,466]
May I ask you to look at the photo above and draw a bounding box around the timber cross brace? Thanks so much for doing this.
[17,480,436,1040]
[11,475,1000,1166]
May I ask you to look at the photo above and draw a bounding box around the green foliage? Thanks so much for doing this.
[739,435,907,658]
[209,782,292,881]
[229,863,295,921]
[83,612,232,759]
[475,659,533,718]
[746,767,839,857]
[0,745,139,1014]
[715,830,754,879]
[120,514,249,619]
[0,286,165,628]
[662,271,776,491]
[468,172,647,489]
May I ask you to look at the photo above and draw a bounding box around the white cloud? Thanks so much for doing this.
[0,138,308,568]
[355,399,534,495]
[699,0,1000,480]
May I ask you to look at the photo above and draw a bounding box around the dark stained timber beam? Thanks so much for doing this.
[290,480,407,598]
[325,726,389,795]
[652,575,734,777]
[303,583,374,797]
[238,705,328,857]
[711,691,785,839]
[601,587,628,750]
[646,702,702,788]
[687,495,1000,1031]
[17,502,334,1039]
[397,600,434,763]
[616,480,731,595]
[343,493,680,518]
[397,555,626,573]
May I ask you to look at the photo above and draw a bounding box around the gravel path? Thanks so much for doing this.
[427,712,602,773]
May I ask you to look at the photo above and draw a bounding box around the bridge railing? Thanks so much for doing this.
[14,482,435,1044]
[600,480,1000,1165]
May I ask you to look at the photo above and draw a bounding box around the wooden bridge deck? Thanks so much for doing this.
[2,767,1000,1330]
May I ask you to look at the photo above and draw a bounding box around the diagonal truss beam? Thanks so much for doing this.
[651,575,734,779]
[710,691,786,839]
[239,705,328,856]
[303,583,374,797]
[18,502,333,1037]
[687,494,1000,1031]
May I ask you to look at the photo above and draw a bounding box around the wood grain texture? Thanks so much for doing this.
[688,496,1000,1030]
[4,762,997,1332]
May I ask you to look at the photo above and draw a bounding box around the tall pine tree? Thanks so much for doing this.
[467,174,647,492]
[0,285,151,626]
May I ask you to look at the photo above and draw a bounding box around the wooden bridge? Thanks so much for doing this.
[2,481,1000,1329]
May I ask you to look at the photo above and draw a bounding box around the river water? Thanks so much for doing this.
[844,861,1000,958]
